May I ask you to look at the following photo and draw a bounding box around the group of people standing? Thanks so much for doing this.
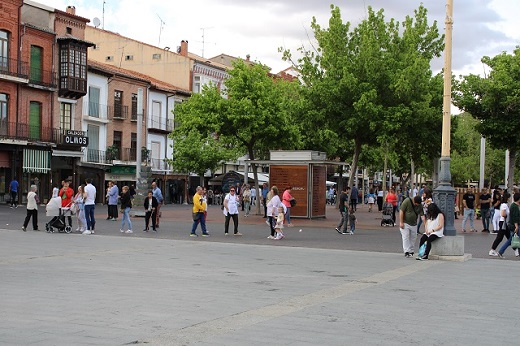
[19,178,167,236]
[189,183,296,240]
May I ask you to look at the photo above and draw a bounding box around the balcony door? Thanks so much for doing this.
[29,102,41,140]
[0,93,7,136]
[30,46,43,82]
[87,124,100,162]
[88,86,100,118]
[0,30,9,71]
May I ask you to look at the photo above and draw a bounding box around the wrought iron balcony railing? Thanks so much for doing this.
[29,67,58,88]
[0,121,61,143]
[0,56,29,80]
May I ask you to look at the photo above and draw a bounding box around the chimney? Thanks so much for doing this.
[66,6,76,15]
[180,40,188,57]
[246,54,250,62]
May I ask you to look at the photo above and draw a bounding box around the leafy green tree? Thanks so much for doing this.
[282,4,444,189]
[453,48,520,191]
[169,60,301,212]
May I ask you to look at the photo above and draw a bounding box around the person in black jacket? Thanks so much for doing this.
[143,190,158,232]
[119,186,133,234]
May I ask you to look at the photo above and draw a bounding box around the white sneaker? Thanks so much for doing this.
[82,230,92,235]
[265,220,270,226]
[120,229,125,233]
[125,230,133,234]
[515,249,519,257]
[267,235,275,239]
[489,249,498,257]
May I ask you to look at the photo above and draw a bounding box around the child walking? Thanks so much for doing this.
[274,206,285,240]
[348,207,356,235]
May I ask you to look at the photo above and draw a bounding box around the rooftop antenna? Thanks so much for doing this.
[200,27,214,58]
[157,14,166,47]
[102,1,106,29]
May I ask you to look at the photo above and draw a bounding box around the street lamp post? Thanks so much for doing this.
[433,0,458,237]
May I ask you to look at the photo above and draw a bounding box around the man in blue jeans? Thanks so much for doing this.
[83,178,97,235]
[9,177,19,208]
[462,187,477,232]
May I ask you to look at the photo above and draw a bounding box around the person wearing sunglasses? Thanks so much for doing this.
[223,187,242,236]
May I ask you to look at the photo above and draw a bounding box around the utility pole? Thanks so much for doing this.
[433,0,466,258]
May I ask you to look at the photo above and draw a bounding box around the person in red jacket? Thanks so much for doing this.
[59,180,74,228]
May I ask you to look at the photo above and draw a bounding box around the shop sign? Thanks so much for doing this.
[63,130,88,146]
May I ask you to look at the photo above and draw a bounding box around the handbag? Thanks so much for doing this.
[290,198,296,207]
[192,212,202,221]
[511,234,520,249]
[418,242,427,257]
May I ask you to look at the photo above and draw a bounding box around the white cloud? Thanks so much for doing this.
[43,0,519,75]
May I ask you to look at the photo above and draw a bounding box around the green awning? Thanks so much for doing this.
[23,149,51,173]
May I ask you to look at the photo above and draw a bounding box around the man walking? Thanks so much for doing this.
[83,178,97,235]
[350,185,359,211]
[462,187,477,232]
[9,177,19,208]
[190,186,209,237]
[399,196,425,258]
[335,186,350,235]
[223,186,242,236]
[262,183,269,218]
[151,182,164,228]
[479,187,491,233]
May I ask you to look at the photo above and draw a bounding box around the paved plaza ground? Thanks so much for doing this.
[1,203,518,345]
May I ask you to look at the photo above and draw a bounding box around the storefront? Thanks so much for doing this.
[22,148,51,203]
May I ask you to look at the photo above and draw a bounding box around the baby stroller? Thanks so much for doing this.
[381,202,395,227]
[45,196,73,233]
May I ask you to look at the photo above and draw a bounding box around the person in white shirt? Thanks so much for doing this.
[83,178,97,235]
[223,187,242,235]
[22,185,39,231]
[267,186,283,239]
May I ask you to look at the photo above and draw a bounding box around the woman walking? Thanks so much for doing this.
[491,187,502,234]
[489,192,512,256]
[267,186,282,239]
[242,185,252,217]
[73,185,87,233]
[119,186,133,234]
[282,186,295,227]
[22,185,39,231]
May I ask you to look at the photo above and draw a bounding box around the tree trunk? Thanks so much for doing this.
[349,140,362,190]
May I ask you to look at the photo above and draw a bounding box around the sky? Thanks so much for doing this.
[41,0,519,75]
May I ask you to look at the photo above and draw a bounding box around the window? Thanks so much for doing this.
[29,102,41,140]
[86,124,100,162]
[194,76,201,93]
[130,133,137,160]
[105,56,113,61]
[151,141,161,169]
[0,30,9,71]
[131,93,137,120]
[60,103,72,130]
[113,131,122,160]
[152,53,161,59]
[125,55,133,61]
[59,43,87,92]
[152,101,161,127]
[66,27,72,34]
[88,86,100,117]
[0,93,8,135]
[114,90,123,118]
[30,45,43,82]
